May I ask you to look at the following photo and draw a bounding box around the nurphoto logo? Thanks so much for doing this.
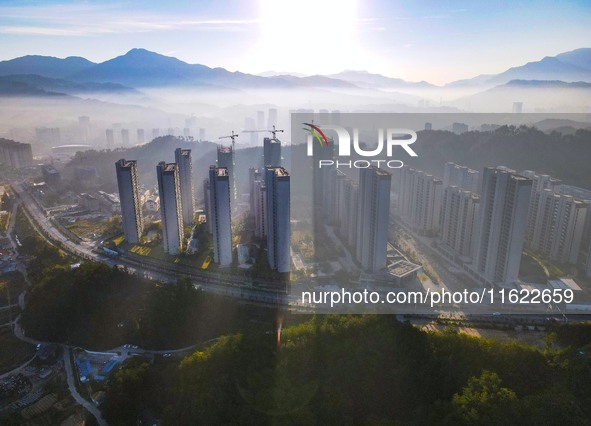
[304,122,418,169]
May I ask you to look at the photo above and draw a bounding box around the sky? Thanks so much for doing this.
[0,0,590,85]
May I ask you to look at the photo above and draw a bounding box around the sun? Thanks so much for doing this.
[255,0,359,74]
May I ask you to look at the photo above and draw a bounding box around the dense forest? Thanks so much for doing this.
[21,262,279,350]
[14,215,591,425]
[405,127,591,189]
[100,315,591,425]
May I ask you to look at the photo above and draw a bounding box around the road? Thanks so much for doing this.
[62,348,108,426]
[4,193,109,425]
[12,182,302,304]
[392,216,477,293]
[14,182,591,316]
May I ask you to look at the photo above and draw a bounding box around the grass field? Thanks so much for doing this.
[129,245,152,256]
[0,211,10,233]
[109,231,215,271]
[0,326,35,374]
[520,251,566,280]
[13,206,35,239]
[64,218,110,240]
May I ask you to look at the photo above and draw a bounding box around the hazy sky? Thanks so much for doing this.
[0,0,590,85]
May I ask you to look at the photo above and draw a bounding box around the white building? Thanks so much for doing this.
[175,148,195,224]
[440,186,480,258]
[530,190,587,265]
[265,166,291,273]
[398,167,443,235]
[115,159,143,244]
[471,167,532,286]
[157,162,184,255]
[442,162,480,193]
[209,166,233,266]
[356,166,391,273]
[521,170,561,246]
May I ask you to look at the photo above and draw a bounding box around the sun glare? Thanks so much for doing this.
[255,0,359,74]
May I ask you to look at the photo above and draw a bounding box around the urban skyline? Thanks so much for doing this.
[2,1,591,423]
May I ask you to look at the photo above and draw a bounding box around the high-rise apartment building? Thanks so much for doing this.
[121,129,130,146]
[472,167,532,286]
[106,129,114,146]
[253,179,267,239]
[0,139,33,168]
[530,190,587,265]
[356,166,391,273]
[175,148,195,224]
[157,162,184,255]
[263,137,281,167]
[265,166,291,273]
[442,162,480,193]
[440,186,480,258]
[115,159,143,244]
[209,166,233,266]
[217,145,235,201]
[398,167,443,235]
[521,170,561,246]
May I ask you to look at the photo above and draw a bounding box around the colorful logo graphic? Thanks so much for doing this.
[303,122,329,147]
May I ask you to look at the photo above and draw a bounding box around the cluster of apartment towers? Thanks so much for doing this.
[315,140,591,286]
[115,137,291,273]
[396,163,591,286]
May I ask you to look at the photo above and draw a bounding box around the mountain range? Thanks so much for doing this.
[0,47,590,95]
[447,48,591,87]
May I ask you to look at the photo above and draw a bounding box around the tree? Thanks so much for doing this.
[452,370,518,425]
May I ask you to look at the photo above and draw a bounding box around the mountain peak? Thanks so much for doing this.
[0,54,95,79]
[124,48,162,57]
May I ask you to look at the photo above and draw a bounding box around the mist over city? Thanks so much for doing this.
[1,1,591,425]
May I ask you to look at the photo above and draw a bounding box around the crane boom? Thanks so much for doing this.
[219,130,239,151]
[242,125,284,140]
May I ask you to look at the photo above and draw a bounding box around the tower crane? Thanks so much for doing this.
[242,125,284,141]
[218,130,239,151]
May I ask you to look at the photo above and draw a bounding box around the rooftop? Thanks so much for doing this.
[267,166,289,177]
[117,159,136,169]
[371,166,391,177]
[387,259,421,277]
[158,162,177,172]
[548,278,582,291]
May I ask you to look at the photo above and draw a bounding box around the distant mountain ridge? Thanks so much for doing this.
[328,70,435,89]
[451,78,591,112]
[0,74,138,95]
[0,55,95,79]
[447,48,591,87]
[68,48,355,88]
[0,47,590,91]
